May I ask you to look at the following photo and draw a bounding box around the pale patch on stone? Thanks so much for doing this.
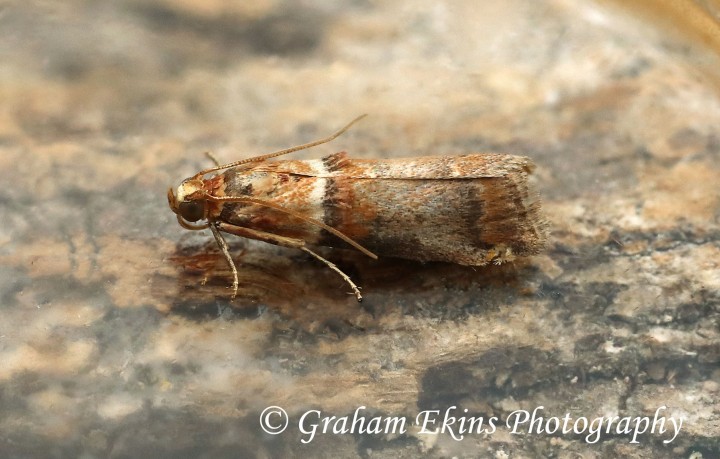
[0,339,97,380]
[96,393,143,420]
[0,239,72,278]
[640,161,720,227]
[98,235,177,311]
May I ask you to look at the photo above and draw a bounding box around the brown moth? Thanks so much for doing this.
[167,116,547,301]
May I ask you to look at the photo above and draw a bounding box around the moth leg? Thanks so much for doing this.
[299,246,363,302]
[216,222,363,302]
[209,222,239,298]
[205,194,377,260]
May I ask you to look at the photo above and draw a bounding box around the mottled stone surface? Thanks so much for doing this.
[1,1,719,458]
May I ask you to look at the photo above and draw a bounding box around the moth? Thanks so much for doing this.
[168,116,547,301]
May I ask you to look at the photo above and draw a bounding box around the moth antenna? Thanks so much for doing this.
[300,246,362,302]
[210,222,239,298]
[204,194,378,260]
[205,151,222,167]
[193,114,367,178]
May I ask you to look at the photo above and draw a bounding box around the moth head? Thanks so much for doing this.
[167,178,208,226]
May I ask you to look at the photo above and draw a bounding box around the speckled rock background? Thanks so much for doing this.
[1,1,719,458]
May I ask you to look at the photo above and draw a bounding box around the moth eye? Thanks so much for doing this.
[178,201,205,222]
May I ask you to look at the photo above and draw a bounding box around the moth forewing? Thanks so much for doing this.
[217,153,546,265]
